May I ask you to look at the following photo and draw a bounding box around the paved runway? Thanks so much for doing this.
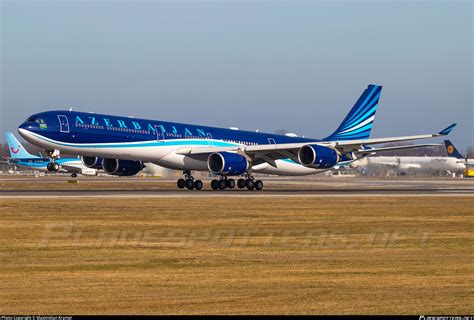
[1,176,473,198]
[1,191,473,198]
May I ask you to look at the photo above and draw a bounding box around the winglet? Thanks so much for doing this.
[438,123,457,136]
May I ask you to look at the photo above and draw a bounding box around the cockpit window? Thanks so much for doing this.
[24,116,46,125]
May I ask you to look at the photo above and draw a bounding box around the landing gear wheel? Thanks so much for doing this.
[227,179,235,189]
[255,180,264,191]
[218,179,227,190]
[177,178,186,189]
[237,178,246,189]
[194,180,203,190]
[71,173,78,178]
[47,162,60,172]
[186,179,195,190]
[211,179,219,190]
[246,179,255,190]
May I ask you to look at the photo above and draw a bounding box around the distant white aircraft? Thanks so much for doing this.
[352,140,467,174]
[444,140,473,165]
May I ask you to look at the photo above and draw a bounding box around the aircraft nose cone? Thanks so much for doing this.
[18,122,38,141]
[18,122,30,131]
[19,120,38,130]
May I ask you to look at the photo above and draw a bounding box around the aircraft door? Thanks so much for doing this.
[154,125,165,141]
[57,115,69,133]
[207,133,213,146]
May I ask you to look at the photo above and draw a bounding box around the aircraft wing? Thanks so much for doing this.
[324,123,455,152]
[176,124,455,167]
[355,143,442,155]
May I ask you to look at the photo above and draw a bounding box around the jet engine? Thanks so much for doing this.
[298,144,340,169]
[81,156,103,169]
[207,152,249,176]
[102,158,145,176]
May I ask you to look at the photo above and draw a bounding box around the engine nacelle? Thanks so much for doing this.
[207,152,249,176]
[298,144,340,169]
[102,158,145,176]
[81,156,103,169]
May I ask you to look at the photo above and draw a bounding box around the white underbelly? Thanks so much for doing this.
[253,159,321,176]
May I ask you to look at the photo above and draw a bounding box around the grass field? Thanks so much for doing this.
[0,196,472,314]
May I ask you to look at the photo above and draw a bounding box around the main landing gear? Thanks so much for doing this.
[211,175,263,191]
[210,177,235,190]
[177,170,203,190]
[176,171,263,191]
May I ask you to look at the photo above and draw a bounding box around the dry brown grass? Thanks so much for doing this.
[0,177,177,191]
[0,196,472,314]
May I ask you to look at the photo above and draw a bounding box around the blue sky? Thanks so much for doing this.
[1,0,472,150]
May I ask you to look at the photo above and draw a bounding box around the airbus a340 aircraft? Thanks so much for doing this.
[3,132,97,177]
[17,85,456,190]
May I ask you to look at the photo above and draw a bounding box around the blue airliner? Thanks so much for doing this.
[17,84,455,190]
[4,132,97,177]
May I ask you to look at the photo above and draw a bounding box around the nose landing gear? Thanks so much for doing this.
[177,170,203,190]
[47,161,60,172]
[46,149,61,172]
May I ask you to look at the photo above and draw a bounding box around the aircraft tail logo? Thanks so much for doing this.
[10,146,20,154]
[447,145,455,154]
[324,84,382,141]
[444,140,464,159]
[5,132,38,159]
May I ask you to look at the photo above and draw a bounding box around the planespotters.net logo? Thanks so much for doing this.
[1,317,71,320]
[420,316,474,320]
